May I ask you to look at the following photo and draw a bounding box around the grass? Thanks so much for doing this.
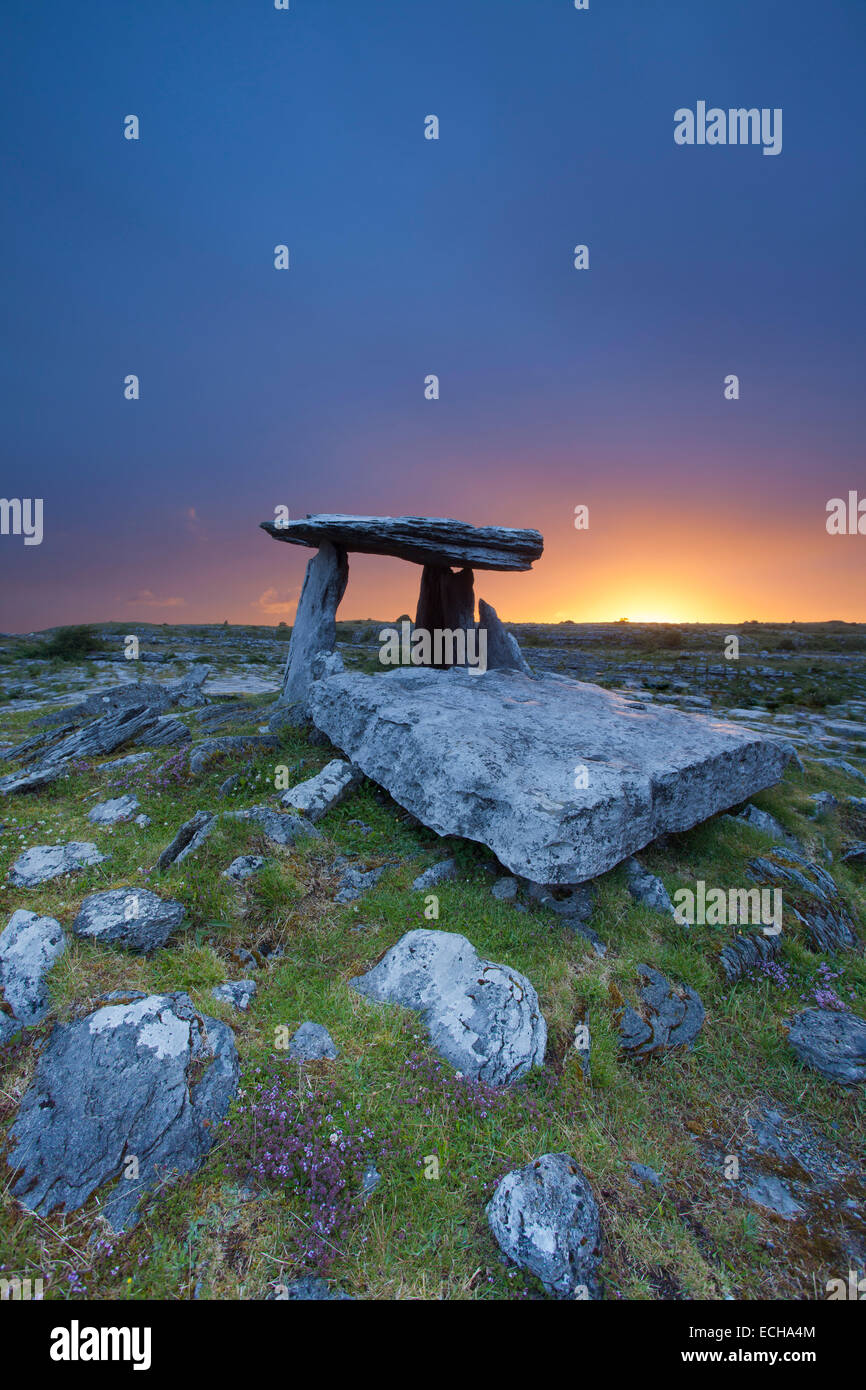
[0,650,864,1302]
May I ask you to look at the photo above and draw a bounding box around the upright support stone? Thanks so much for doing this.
[478,599,532,675]
[276,543,348,714]
[415,566,475,666]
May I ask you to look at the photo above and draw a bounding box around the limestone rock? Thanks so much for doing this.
[411,858,457,890]
[334,863,386,902]
[224,805,320,846]
[350,928,546,1086]
[486,1153,601,1297]
[262,513,543,571]
[748,848,859,953]
[211,980,257,1012]
[156,811,215,870]
[308,668,791,885]
[88,794,141,825]
[0,909,66,1031]
[619,964,704,1056]
[189,735,279,776]
[277,542,349,712]
[477,599,532,675]
[73,888,186,953]
[9,841,106,888]
[624,858,677,918]
[9,992,238,1230]
[223,855,266,882]
[786,1008,866,1085]
[280,759,362,821]
[286,1021,339,1061]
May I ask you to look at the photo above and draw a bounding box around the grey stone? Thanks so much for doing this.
[270,1276,352,1301]
[287,1021,339,1061]
[308,668,791,885]
[624,857,677,917]
[815,758,866,783]
[34,705,163,768]
[0,765,66,795]
[486,1153,601,1297]
[350,928,546,1086]
[224,805,320,846]
[88,794,141,825]
[737,804,796,844]
[810,792,838,818]
[156,811,216,869]
[719,929,782,983]
[73,888,186,953]
[629,1162,663,1188]
[189,735,279,776]
[9,841,106,888]
[619,964,704,1056]
[218,774,240,797]
[492,876,519,901]
[134,813,151,828]
[280,759,362,821]
[841,842,866,865]
[224,855,266,882]
[261,513,543,571]
[137,716,191,749]
[334,863,386,902]
[0,909,66,1029]
[477,599,532,675]
[748,848,859,954]
[276,542,349,713]
[411,858,457,890]
[211,979,257,1011]
[744,1174,804,1219]
[9,992,238,1230]
[787,1008,866,1085]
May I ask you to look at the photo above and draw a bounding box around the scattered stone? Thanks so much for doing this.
[0,765,66,795]
[32,705,163,769]
[786,1008,866,1085]
[137,716,191,749]
[9,841,106,888]
[224,805,320,846]
[9,992,238,1230]
[309,668,791,885]
[624,857,676,917]
[491,876,519,901]
[736,803,796,844]
[286,1021,339,1061]
[100,752,153,772]
[217,773,240,797]
[629,1162,663,1188]
[88,794,141,825]
[748,848,859,953]
[411,858,457,890]
[73,888,186,953]
[619,964,705,1056]
[189,735,279,776]
[134,813,151,828]
[810,792,838,818]
[280,759,362,821]
[0,910,66,1038]
[814,758,866,783]
[744,1174,804,1219]
[350,928,546,1086]
[334,863,386,902]
[156,811,215,870]
[841,842,866,865]
[486,1153,601,1298]
[211,980,257,1011]
[719,929,782,983]
[224,855,266,882]
[362,1164,381,1200]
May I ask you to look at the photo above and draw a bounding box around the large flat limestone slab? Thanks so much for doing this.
[308,669,792,884]
[261,514,543,571]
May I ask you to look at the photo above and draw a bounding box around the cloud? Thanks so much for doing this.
[254,587,299,617]
[126,590,186,609]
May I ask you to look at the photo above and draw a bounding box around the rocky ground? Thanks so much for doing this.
[0,619,864,1301]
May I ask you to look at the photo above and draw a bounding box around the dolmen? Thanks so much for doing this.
[262,513,792,884]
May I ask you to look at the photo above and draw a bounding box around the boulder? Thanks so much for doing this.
[411,858,457,890]
[280,759,362,821]
[0,909,66,1034]
[9,841,106,888]
[286,1021,339,1061]
[88,794,141,825]
[223,855,266,882]
[211,980,257,1012]
[747,848,859,953]
[72,888,186,953]
[0,765,66,796]
[9,992,238,1230]
[156,811,215,869]
[624,858,677,918]
[350,928,546,1086]
[619,964,704,1056]
[486,1153,601,1297]
[308,668,791,884]
[477,598,532,675]
[786,1008,866,1085]
[224,805,320,846]
[334,863,386,902]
